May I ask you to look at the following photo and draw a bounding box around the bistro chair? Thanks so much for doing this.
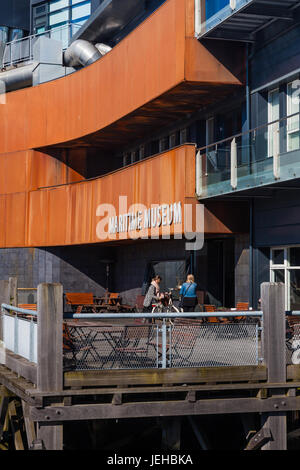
[62,323,100,370]
[112,325,153,368]
[204,304,219,323]
[235,301,249,322]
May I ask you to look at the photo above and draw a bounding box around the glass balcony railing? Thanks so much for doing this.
[196,112,300,199]
[200,0,253,35]
[2,23,82,68]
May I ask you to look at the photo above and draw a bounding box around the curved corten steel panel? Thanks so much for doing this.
[0,145,248,248]
[0,0,243,155]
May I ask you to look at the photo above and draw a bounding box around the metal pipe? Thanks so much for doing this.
[63,39,102,67]
[95,43,112,56]
[0,62,38,93]
[1,303,37,316]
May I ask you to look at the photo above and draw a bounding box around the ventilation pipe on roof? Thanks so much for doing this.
[0,62,38,93]
[95,43,112,56]
[63,39,103,68]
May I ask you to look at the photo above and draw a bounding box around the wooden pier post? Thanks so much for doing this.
[260,282,287,450]
[36,283,63,450]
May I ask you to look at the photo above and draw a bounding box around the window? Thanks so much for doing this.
[32,1,91,39]
[49,0,69,12]
[71,2,91,21]
[287,80,300,152]
[270,246,300,310]
[268,88,279,157]
[0,26,9,44]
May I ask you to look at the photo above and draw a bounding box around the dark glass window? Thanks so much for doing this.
[290,248,300,266]
[272,249,284,265]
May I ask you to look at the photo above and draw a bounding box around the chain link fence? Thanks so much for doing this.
[63,317,262,371]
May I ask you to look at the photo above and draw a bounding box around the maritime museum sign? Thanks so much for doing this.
[108,202,182,235]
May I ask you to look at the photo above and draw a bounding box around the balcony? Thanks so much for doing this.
[196,112,300,200]
[198,0,300,42]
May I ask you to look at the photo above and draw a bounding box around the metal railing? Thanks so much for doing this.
[2,23,82,68]
[63,311,263,371]
[196,111,300,198]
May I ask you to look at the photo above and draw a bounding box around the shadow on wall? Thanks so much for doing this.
[46,245,114,297]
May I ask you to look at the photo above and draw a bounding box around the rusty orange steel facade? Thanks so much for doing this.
[0,145,248,248]
[0,0,246,249]
[0,0,244,154]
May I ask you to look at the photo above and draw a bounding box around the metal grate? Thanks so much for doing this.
[169,323,260,368]
[63,319,262,371]
[63,323,159,371]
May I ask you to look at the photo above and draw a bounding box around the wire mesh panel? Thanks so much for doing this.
[169,322,261,368]
[63,323,159,371]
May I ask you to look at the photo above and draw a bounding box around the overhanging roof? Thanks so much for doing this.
[199,0,300,42]
[71,0,146,44]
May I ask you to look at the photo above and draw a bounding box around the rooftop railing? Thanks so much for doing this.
[196,111,300,199]
[2,23,82,68]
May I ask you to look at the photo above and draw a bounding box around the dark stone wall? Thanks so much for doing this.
[0,240,188,306]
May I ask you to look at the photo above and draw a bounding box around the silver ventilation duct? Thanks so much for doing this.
[95,43,112,56]
[0,62,38,93]
[63,39,102,68]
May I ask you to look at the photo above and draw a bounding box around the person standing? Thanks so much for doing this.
[143,275,164,312]
[179,274,198,312]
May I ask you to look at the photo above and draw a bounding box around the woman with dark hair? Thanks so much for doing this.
[143,275,163,312]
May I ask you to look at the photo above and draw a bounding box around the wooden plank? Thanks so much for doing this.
[0,347,37,384]
[30,396,300,422]
[25,380,300,399]
[287,365,300,380]
[0,395,10,440]
[64,365,268,388]
[0,365,37,405]
[8,400,24,451]
[22,400,36,449]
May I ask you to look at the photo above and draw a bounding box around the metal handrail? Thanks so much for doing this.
[64,311,262,320]
[1,303,37,317]
[2,22,82,68]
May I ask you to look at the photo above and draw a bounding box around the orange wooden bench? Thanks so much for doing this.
[18,304,37,311]
[65,293,96,313]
